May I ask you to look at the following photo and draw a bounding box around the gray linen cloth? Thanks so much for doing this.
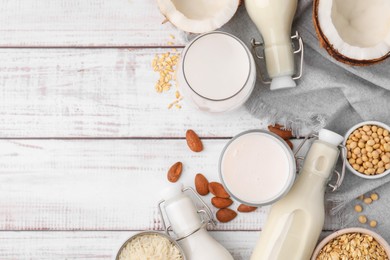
[217,0,390,240]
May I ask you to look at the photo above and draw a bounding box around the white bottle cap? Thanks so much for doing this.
[161,182,184,201]
[318,129,344,146]
[270,76,296,90]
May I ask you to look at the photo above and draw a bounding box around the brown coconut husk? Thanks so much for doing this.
[313,0,390,66]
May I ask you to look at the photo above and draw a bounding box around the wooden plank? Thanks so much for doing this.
[0,0,188,47]
[0,48,262,138]
[0,230,333,259]
[0,231,258,259]
[0,139,273,231]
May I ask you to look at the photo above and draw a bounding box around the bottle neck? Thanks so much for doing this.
[164,195,202,238]
[264,44,295,78]
[295,140,340,194]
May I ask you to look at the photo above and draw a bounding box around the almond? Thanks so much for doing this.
[268,125,293,140]
[186,129,203,152]
[285,139,293,150]
[237,204,257,213]
[211,197,233,209]
[167,162,183,183]
[216,208,237,223]
[195,173,209,196]
[209,182,230,199]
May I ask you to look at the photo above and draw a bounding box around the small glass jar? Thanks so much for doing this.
[177,31,256,113]
[219,130,296,206]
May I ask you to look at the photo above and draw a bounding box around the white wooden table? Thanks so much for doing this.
[0,1,332,259]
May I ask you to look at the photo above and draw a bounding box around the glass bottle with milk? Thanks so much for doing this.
[245,0,303,90]
[250,129,345,260]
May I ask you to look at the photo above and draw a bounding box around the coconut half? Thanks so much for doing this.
[157,0,240,33]
[313,0,390,65]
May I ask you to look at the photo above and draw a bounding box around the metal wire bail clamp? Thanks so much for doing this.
[251,31,304,84]
[293,133,347,192]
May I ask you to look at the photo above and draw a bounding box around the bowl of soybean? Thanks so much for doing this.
[344,121,390,179]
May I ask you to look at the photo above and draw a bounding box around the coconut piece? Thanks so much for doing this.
[313,0,390,65]
[157,0,240,33]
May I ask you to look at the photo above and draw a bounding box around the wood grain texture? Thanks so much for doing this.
[0,139,272,231]
[0,0,338,257]
[0,0,188,47]
[0,231,333,259]
[0,231,259,259]
[0,48,263,138]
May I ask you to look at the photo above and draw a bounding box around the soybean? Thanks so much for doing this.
[346,124,390,176]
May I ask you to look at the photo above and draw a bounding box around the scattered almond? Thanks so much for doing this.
[237,204,258,213]
[268,124,293,139]
[167,162,183,183]
[186,129,203,152]
[285,139,293,150]
[195,173,209,196]
[216,208,237,223]
[211,197,233,209]
[209,182,230,199]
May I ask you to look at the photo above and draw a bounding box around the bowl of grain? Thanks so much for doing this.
[116,231,186,260]
[311,227,390,260]
[344,121,390,179]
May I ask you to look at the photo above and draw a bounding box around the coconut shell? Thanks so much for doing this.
[312,0,390,66]
[157,0,240,34]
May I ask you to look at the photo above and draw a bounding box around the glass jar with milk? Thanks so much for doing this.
[177,31,256,113]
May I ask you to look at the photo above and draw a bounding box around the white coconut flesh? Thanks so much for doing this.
[318,0,390,60]
[157,0,239,33]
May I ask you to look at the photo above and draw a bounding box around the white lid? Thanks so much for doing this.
[183,32,251,100]
[270,76,296,90]
[161,182,183,201]
[319,129,344,146]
